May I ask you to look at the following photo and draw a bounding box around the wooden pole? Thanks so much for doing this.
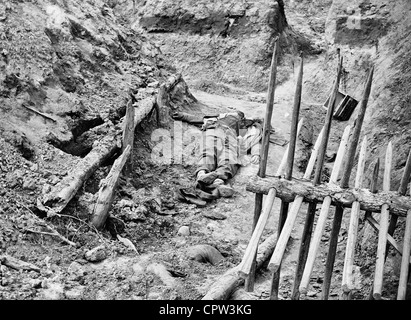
[299,125,351,297]
[397,195,411,300]
[238,188,277,278]
[269,53,303,299]
[386,150,411,255]
[364,158,381,300]
[276,119,304,177]
[291,55,343,300]
[92,145,131,229]
[122,98,135,175]
[322,65,374,300]
[373,142,393,300]
[238,124,302,279]
[341,136,368,299]
[246,38,279,291]
[202,234,278,300]
[267,127,324,273]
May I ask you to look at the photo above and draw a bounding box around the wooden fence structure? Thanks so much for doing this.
[204,40,411,300]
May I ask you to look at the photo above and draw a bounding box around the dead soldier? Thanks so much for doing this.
[173,110,263,206]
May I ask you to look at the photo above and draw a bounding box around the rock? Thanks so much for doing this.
[186,244,224,265]
[203,211,227,220]
[206,222,217,231]
[177,226,190,236]
[84,245,107,263]
[65,286,85,300]
[42,184,52,195]
[29,279,42,289]
[68,261,85,280]
[307,291,317,297]
[22,178,37,190]
[118,199,134,208]
[41,282,64,300]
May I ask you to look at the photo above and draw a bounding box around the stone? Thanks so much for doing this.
[177,226,190,236]
[84,245,107,263]
[65,286,85,300]
[22,179,37,190]
[67,261,85,280]
[29,279,42,289]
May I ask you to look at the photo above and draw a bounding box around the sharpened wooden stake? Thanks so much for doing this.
[341,136,368,299]
[246,38,279,291]
[238,188,277,278]
[291,55,343,300]
[238,126,303,279]
[322,65,374,300]
[269,54,304,299]
[92,145,131,230]
[299,125,351,296]
[267,127,324,273]
[398,195,411,300]
[386,150,411,256]
[122,98,135,175]
[365,213,408,256]
[373,141,392,300]
[276,119,304,177]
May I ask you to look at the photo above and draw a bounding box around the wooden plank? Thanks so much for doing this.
[299,125,351,296]
[246,38,279,291]
[91,145,131,229]
[373,141,393,300]
[342,136,368,298]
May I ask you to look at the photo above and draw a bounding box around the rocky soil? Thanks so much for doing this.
[0,0,410,301]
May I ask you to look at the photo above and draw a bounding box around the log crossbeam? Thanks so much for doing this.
[246,175,411,217]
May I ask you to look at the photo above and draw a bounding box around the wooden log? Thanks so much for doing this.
[238,188,277,278]
[322,65,374,299]
[91,145,131,230]
[0,255,40,273]
[365,213,406,256]
[270,52,304,300]
[373,141,392,300]
[202,233,278,300]
[386,150,411,256]
[342,136,368,298]
[40,97,156,215]
[276,119,304,177]
[122,99,135,175]
[246,176,411,217]
[397,204,411,300]
[292,55,343,300]
[299,125,351,296]
[246,37,279,292]
[365,158,381,300]
[238,131,297,280]
[267,126,325,273]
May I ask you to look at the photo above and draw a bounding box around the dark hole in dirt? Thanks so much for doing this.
[46,116,104,157]
[29,205,47,219]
